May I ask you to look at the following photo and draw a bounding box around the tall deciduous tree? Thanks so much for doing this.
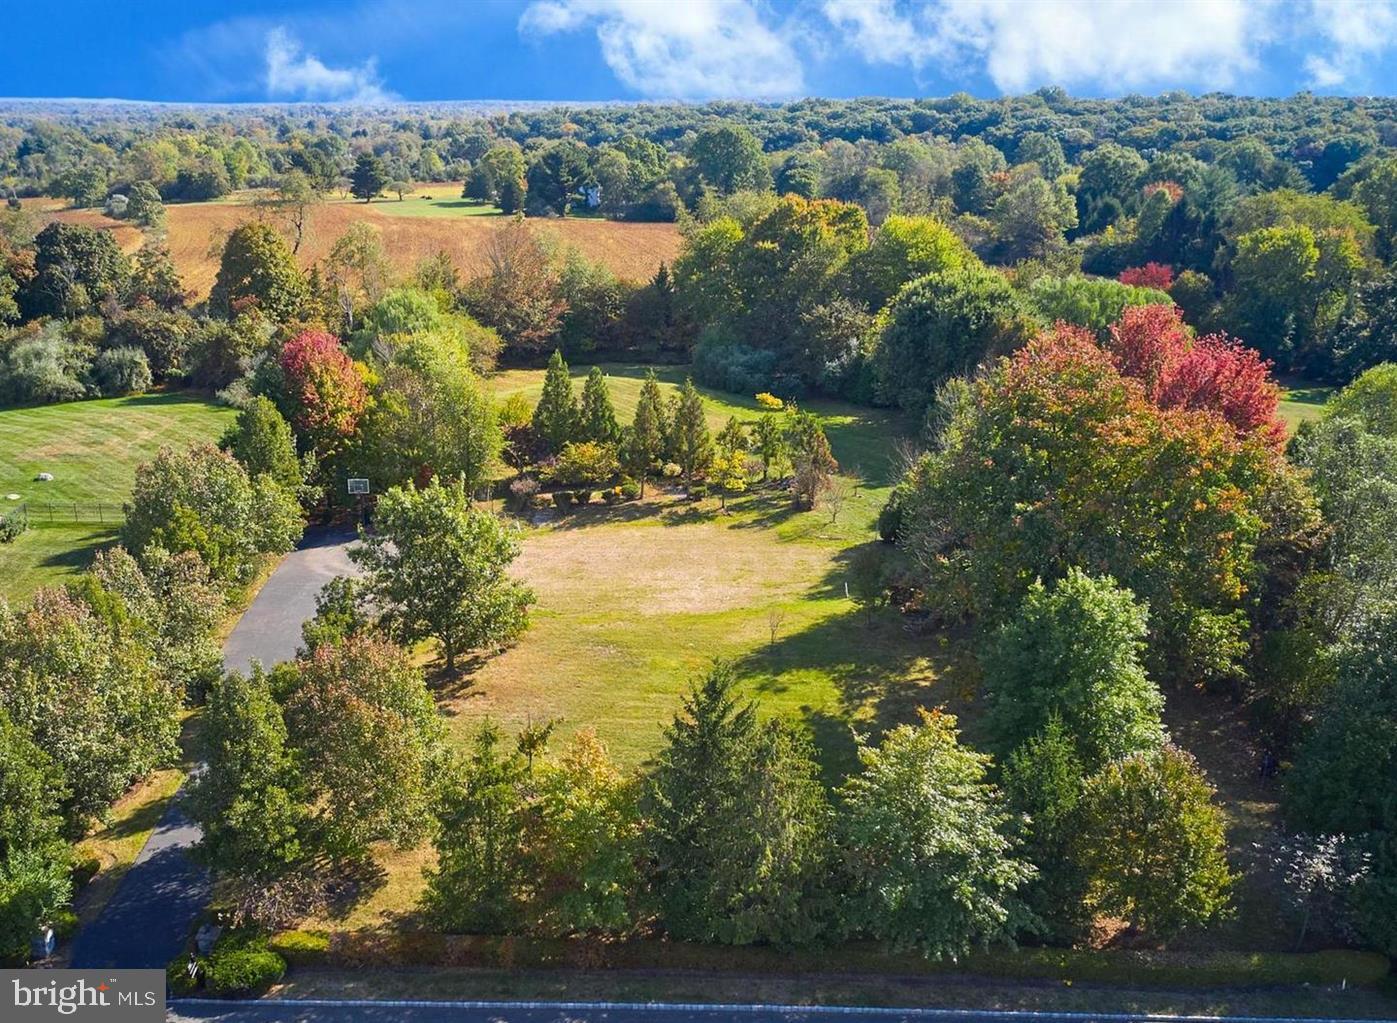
[209,222,309,323]
[276,330,369,458]
[982,569,1166,771]
[222,395,304,494]
[352,477,533,673]
[1077,746,1234,937]
[837,709,1035,957]
[122,443,303,584]
[689,125,770,195]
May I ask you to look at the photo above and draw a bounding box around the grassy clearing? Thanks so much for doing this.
[1278,377,1335,434]
[470,364,924,764]
[0,392,236,599]
[303,369,933,931]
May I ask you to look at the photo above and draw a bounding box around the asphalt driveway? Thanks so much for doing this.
[70,526,359,970]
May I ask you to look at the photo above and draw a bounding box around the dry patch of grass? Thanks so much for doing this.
[440,488,954,773]
[42,201,681,300]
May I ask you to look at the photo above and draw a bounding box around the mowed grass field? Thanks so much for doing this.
[470,365,932,769]
[36,188,682,302]
[1277,377,1336,434]
[0,392,236,600]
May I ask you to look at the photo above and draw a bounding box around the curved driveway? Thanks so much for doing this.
[70,527,359,970]
[222,525,359,675]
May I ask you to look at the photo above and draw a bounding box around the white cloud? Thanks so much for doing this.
[264,27,395,104]
[518,0,806,99]
[823,0,1268,93]
[1302,0,1397,89]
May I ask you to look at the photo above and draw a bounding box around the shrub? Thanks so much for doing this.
[50,908,79,939]
[602,487,621,505]
[166,957,199,996]
[69,858,101,890]
[90,346,152,397]
[575,490,596,505]
[661,462,682,479]
[688,483,708,500]
[508,476,540,509]
[551,492,574,511]
[620,482,641,500]
[0,514,23,544]
[267,929,330,966]
[529,493,552,511]
[202,947,286,995]
[692,334,777,395]
[541,441,620,486]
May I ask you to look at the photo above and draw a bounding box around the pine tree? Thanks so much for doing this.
[350,153,389,203]
[625,369,668,496]
[646,661,832,945]
[578,366,620,443]
[531,350,578,454]
[671,378,714,482]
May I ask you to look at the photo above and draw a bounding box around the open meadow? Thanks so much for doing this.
[32,186,682,301]
[0,392,236,600]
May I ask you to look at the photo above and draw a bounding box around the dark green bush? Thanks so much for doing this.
[620,482,641,500]
[202,947,286,996]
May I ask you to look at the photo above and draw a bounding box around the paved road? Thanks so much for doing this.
[70,527,358,969]
[166,1000,1397,1023]
[222,526,359,675]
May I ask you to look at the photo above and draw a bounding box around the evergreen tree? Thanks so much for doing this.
[624,369,668,496]
[577,365,620,443]
[425,721,529,933]
[531,350,578,454]
[670,377,713,482]
[350,152,389,203]
[646,662,832,945]
[1001,715,1092,940]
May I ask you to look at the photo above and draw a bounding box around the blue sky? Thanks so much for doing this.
[4,1,1397,104]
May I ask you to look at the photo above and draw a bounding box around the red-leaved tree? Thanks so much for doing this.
[278,330,368,454]
[1106,305,1285,449]
[1118,262,1175,290]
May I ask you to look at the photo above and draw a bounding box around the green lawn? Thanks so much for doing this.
[327,195,506,219]
[1278,377,1336,434]
[465,365,931,771]
[0,392,237,600]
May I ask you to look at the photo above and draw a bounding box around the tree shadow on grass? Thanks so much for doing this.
[320,858,390,923]
[733,605,972,780]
